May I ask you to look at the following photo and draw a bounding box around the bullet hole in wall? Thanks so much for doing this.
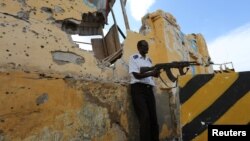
[41,7,53,14]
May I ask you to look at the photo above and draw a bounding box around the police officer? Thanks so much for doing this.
[129,40,160,141]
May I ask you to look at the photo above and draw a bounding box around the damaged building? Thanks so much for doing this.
[1,0,249,141]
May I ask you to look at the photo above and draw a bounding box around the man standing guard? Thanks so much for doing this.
[129,40,160,141]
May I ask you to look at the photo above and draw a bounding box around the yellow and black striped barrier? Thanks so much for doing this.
[178,71,250,141]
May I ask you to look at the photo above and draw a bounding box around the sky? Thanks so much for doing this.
[74,0,250,72]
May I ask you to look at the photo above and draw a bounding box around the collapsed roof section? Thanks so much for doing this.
[56,12,105,35]
[56,0,116,35]
[83,0,116,24]
[55,0,122,66]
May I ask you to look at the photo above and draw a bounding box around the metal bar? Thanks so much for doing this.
[109,2,121,49]
[109,2,117,25]
[117,25,126,39]
[120,0,130,30]
[124,0,127,6]
[74,41,91,45]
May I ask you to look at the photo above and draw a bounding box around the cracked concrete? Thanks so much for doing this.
[0,1,214,141]
[0,71,135,141]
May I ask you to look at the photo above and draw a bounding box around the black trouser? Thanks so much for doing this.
[131,83,159,141]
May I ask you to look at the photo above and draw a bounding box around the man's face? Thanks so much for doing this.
[138,42,149,55]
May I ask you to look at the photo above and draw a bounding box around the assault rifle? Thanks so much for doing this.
[140,61,202,82]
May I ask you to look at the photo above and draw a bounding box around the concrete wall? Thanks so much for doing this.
[0,1,214,141]
[0,71,136,141]
[0,0,121,82]
[139,10,213,87]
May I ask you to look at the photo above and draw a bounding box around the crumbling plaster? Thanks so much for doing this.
[1,1,214,141]
[0,0,129,83]
[0,71,135,141]
[0,2,212,84]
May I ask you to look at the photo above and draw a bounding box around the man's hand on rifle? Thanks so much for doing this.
[139,67,160,78]
[151,68,160,78]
